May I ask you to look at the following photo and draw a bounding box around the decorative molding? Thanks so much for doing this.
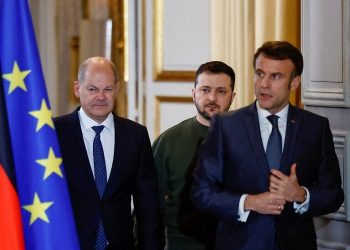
[142,0,146,82]
[321,130,350,222]
[154,96,193,137]
[69,36,79,107]
[111,0,127,117]
[302,0,350,107]
[57,0,82,115]
[152,0,196,81]
[317,239,348,250]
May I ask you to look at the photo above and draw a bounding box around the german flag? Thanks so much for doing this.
[0,0,80,249]
[0,77,24,250]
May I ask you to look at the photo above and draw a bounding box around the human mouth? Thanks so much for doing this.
[206,104,219,109]
[93,103,107,108]
[260,92,272,99]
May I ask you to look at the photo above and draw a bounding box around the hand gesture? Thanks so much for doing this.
[269,163,306,203]
[244,192,286,215]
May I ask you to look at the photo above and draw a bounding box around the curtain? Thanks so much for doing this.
[211,0,301,109]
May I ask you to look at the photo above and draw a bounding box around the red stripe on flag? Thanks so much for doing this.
[0,164,25,250]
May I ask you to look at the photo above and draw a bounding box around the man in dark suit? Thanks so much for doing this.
[54,57,162,250]
[192,41,344,250]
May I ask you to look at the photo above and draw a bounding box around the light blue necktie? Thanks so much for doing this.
[92,126,108,250]
[266,115,282,169]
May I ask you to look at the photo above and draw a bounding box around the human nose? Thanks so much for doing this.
[258,75,269,88]
[96,89,106,99]
[208,91,217,101]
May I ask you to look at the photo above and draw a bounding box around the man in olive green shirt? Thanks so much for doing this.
[153,61,236,250]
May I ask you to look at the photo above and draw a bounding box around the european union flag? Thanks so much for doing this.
[0,0,80,249]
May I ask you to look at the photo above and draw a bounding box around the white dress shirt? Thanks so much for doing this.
[238,102,310,222]
[257,103,288,152]
[78,108,115,180]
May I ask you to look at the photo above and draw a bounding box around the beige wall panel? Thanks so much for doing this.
[153,0,210,81]
[302,0,350,106]
[309,0,342,83]
[147,0,211,141]
[154,97,195,137]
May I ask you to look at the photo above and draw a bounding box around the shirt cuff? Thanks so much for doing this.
[293,186,310,214]
[238,194,250,222]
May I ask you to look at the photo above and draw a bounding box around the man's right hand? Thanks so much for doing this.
[244,192,286,215]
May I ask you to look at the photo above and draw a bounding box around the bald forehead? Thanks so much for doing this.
[78,57,118,83]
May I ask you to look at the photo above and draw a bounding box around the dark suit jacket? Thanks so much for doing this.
[192,102,344,250]
[54,109,162,250]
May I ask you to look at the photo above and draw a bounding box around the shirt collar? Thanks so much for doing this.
[256,101,289,123]
[78,107,114,132]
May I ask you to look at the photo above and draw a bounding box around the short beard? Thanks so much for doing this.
[195,100,232,121]
[194,102,215,121]
[199,109,211,121]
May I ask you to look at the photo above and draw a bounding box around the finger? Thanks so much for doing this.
[270,174,283,190]
[275,199,286,206]
[269,174,279,183]
[290,163,298,181]
[269,184,277,193]
[271,182,278,190]
[270,169,286,180]
[290,163,297,175]
[271,193,286,201]
[270,205,283,215]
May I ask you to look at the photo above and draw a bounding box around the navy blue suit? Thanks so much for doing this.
[54,109,162,250]
[192,102,344,250]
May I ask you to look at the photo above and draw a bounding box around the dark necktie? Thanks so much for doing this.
[92,126,108,249]
[266,115,282,169]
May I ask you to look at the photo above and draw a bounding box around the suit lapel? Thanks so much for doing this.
[67,110,99,195]
[103,114,120,199]
[244,103,270,179]
[280,105,300,174]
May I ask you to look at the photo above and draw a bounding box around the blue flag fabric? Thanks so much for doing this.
[0,0,80,249]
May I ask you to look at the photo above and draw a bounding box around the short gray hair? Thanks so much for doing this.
[77,57,119,83]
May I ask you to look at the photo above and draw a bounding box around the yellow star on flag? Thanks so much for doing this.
[22,192,54,225]
[36,147,63,180]
[29,99,54,131]
[2,61,31,94]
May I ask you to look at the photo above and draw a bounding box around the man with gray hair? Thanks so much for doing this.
[54,57,162,250]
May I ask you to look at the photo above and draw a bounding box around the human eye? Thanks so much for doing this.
[200,87,210,94]
[255,70,264,78]
[87,86,99,94]
[217,89,227,95]
[104,87,114,94]
[272,73,282,80]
